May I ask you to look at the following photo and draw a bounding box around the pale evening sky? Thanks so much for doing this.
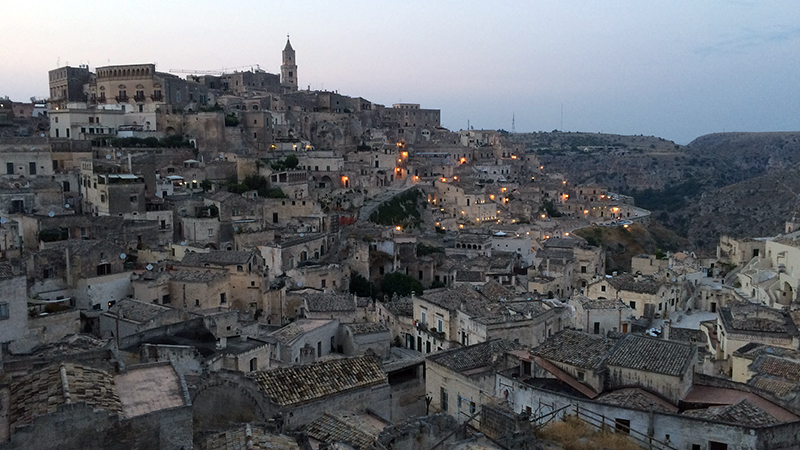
[1,1,798,144]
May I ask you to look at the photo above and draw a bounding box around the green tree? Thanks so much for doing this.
[381,272,424,298]
[349,272,374,298]
[284,153,299,169]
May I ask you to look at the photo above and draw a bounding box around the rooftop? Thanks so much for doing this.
[199,424,300,450]
[104,298,173,324]
[683,399,778,427]
[605,334,694,377]
[345,322,389,335]
[720,305,796,336]
[9,363,122,430]
[597,388,678,413]
[180,250,254,267]
[573,294,629,310]
[532,329,617,370]
[267,319,336,345]
[605,273,663,294]
[251,356,386,406]
[305,412,384,450]
[305,293,355,312]
[428,339,522,376]
[115,363,187,418]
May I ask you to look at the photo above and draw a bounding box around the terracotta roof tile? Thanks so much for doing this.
[251,356,385,406]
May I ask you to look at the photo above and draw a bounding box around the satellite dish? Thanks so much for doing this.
[0,217,6,224]
[180,241,186,246]
[146,264,154,271]
[297,282,302,287]
[40,133,45,137]
[119,253,127,260]
[48,211,55,218]
[106,154,111,160]
[64,204,70,208]
[299,233,304,237]
[117,152,122,157]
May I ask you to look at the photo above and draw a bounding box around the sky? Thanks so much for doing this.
[2,1,799,144]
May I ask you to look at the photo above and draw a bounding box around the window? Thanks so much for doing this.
[629,301,636,309]
[208,228,214,237]
[321,279,326,288]
[581,265,587,274]
[130,195,138,202]
[29,162,36,175]
[249,357,258,371]
[6,162,13,175]
[470,401,476,415]
[220,293,226,304]
[593,322,600,334]
[43,268,55,279]
[577,371,585,381]
[615,418,631,434]
[237,265,243,272]
[440,387,448,412]
[436,315,444,332]
[96,263,111,276]
[162,294,171,304]
[0,302,9,320]
[420,308,427,325]
[601,285,606,292]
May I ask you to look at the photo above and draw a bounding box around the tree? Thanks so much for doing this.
[349,272,373,298]
[381,272,424,298]
[284,153,299,169]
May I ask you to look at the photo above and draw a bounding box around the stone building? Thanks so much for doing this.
[426,339,524,423]
[0,261,26,346]
[586,272,684,319]
[191,356,389,432]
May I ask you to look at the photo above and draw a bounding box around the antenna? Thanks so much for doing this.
[560,102,563,131]
[512,114,516,134]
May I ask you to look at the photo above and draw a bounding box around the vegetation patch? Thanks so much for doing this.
[381,272,424,298]
[225,175,288,198]
[536,415,643,450]
[109,135,194,148]
[369,189,422,227]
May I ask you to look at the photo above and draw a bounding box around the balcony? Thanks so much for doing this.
[97,96,107,104]
[151,93,163,101]
[115,95,128,103]
[133,94,146,102]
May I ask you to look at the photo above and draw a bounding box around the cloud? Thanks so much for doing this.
[697,25,800,56]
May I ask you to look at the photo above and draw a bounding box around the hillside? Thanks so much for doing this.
[573,223,687,273]
[512,131,800,252]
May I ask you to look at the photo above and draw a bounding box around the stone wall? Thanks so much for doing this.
[0,401,192,450]
[9,309,80,354]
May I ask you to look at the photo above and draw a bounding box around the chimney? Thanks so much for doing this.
[216,336,227,349]
[663,320,670,340]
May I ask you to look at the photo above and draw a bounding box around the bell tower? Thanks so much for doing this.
[281,35,298,92]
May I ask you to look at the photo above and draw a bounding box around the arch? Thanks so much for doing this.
[779,281,794,306]
[191,377,270,431]
[205,243,218,250]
